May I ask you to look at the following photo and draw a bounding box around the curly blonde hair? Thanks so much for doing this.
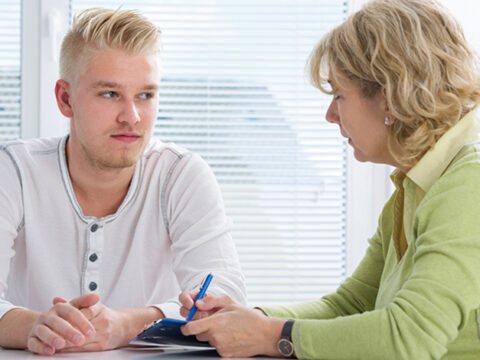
[309,0,480,167]
[60,7,162,84]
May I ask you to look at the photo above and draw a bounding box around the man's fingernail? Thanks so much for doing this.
[53,338,62,349]
[86,329,94,338]
[73,334,82,345]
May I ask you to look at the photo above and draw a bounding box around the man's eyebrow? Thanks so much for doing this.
[92,81,159,91]
[92,81,120,89]
[142,84,159,91]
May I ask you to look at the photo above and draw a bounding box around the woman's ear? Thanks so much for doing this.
[55,79,74,118]
[381,88,395,126]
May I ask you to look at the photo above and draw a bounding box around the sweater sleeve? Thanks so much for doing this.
[262,161,480,359]
[260,192,393,321]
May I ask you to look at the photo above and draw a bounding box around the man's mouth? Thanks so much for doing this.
[111,133,141,143]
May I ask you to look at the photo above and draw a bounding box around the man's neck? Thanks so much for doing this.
[66,139,136,218]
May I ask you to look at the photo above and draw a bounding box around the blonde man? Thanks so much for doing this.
[0,8,246,355]
[179,0,480,359]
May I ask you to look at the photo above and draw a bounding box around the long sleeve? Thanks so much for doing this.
[154,152,247,318]
[261,202,390,321]
[0,148,24,318]
[261,157,480,359]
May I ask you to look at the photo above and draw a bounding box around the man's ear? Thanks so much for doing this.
[55,79,74,118]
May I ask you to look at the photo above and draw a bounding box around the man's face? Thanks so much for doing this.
[68,47,160,170]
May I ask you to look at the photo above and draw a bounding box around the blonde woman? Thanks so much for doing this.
[179,0,480,359]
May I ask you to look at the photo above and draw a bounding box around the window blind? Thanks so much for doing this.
[0,0,21,141]
[71,0,348,306]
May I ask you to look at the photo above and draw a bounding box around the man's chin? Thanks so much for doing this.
[101,157,139,169]
[94,151,142,169]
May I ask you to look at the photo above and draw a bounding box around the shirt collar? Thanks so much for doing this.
[406,110,480,192]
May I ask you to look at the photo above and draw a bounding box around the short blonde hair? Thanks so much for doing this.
[60,7,162,83]
[309,0,480,167]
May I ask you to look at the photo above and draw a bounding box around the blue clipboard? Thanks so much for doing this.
[133,318,211,347]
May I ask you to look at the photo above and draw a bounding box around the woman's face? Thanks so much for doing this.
[326,76,399,167]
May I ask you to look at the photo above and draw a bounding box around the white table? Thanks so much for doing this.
[0,347,276,359]
[0,347,228,359]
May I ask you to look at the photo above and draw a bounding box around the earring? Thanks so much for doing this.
[384,116,393,126]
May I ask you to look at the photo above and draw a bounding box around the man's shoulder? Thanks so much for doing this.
[143,139,194,162]
[1,136,63,157]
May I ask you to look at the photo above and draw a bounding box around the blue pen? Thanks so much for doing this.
[187,273,213,322]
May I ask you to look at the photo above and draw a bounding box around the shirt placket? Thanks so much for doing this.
[83,222,104,294]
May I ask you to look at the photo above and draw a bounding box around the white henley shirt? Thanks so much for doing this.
[0,135,246,320]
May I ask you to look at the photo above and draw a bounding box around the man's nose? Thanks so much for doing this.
[118,99,141,125]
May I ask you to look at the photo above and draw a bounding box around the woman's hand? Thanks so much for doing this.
[181,304,286,358]
[179,291,236,320]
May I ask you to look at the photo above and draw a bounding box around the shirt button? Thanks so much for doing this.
[90,224,99,232]
[89,282,98,291]
[89,253,98,262]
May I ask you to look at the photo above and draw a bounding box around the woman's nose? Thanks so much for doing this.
[325,99,339,124]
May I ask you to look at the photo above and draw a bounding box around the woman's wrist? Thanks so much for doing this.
[262,317,288,357]
[120,306,164,343]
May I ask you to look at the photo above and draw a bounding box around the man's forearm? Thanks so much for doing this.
[0,308,39,349]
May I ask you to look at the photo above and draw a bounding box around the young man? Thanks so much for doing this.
[0,8,246,355]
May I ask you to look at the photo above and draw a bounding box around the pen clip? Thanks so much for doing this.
[198,273,210,289]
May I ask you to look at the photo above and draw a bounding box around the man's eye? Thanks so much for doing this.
[139,93,154,100]
[101,91,117,98]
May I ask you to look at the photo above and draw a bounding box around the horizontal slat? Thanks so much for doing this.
[0,0,21,142]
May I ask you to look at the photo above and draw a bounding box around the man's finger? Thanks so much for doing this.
[80,301,102,320]
[40,311,87,346]
[69,293,100,309]
[59,341,106,353]
[30,320,69,349]
[27,335,55,356]
[52,297,68,305]
[54,303,95,339]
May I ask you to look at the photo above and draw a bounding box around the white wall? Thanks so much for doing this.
[441,0,480,53]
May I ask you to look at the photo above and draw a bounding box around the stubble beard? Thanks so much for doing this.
[82,138,146,170]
